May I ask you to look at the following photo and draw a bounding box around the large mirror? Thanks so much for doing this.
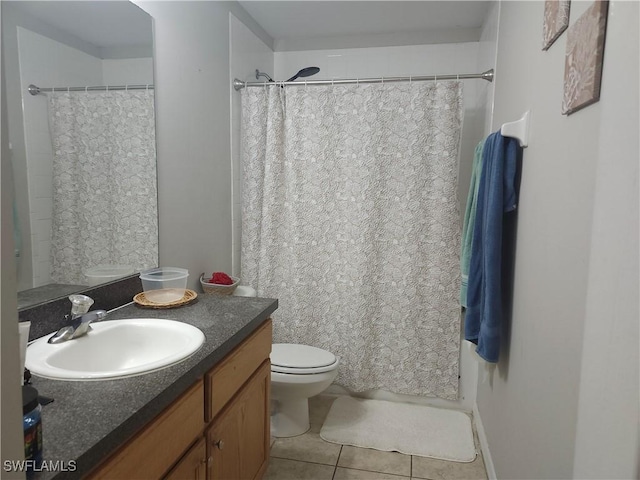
[2,1,158,309]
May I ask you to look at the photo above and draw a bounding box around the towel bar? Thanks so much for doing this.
[500,111,530,148]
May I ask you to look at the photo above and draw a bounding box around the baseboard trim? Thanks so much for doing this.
[473,404,496,480]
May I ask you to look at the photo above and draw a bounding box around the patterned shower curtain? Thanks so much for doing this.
[241,82,464,399]
[48,90,158,285]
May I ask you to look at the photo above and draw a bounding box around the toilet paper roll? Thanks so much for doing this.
[233,286,257,297]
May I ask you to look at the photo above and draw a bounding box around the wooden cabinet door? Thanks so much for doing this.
[164,437,207,480]
[208,361,270,480]
[89,381,205,480]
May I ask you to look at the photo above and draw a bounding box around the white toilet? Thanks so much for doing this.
[233,286,339,437]
[270,343,339,437]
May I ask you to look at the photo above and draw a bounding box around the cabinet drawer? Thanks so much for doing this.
[89,381,205,480]
[206,319,272,421]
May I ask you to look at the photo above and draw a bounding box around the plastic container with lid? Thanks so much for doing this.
[139,267,189,304]
[23,385,43,474]
[84,264,134,286]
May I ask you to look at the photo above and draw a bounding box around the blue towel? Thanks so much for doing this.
[460,140,485,307]
[464,132,519,362]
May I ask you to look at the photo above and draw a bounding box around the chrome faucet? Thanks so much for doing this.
[48,295,107,344]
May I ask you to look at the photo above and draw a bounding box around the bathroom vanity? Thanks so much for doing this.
[28,294,277,480]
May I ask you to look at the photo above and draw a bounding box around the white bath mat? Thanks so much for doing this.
[320,396,476,462]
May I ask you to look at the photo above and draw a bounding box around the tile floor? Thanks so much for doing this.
[265,395,488,480]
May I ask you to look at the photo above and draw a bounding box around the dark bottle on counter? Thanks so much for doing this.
[23,385,43,476]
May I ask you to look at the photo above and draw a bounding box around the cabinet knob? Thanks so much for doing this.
[215,440,224,450]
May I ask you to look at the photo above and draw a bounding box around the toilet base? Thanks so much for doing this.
[271,398,310,437]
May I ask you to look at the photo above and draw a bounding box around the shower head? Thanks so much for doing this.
[255,69,274,82]
[286,66,320,82]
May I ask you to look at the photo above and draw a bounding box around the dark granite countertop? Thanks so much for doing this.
[18,284,88,310]
[30,294,278,479]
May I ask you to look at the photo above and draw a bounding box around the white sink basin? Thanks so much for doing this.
[26,319,205,381]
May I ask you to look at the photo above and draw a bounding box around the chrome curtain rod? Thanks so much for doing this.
[28,83,154,96]
[233,69,493,91]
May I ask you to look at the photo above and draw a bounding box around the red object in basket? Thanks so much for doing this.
[209,272,234,285]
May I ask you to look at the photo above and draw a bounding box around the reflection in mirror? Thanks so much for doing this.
[1,1,158,309]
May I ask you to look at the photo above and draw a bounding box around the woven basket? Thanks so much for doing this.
[200,274,240,295]
[133,289,197,308]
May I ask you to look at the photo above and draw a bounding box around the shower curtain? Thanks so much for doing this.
[241,82,464,399]
[48,90,158,285]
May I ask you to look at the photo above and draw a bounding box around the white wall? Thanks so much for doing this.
[134,1,272,290]
[572,1,639,477]
[476,1,499,137]
[3,4,43,291]
[1,8,28,469]
[229,13,274,277]
[475,1,639,478]
[102,57,154,85]
[469,6,499,463]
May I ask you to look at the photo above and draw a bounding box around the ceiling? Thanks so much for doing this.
[7,1,491,52]
[6,1,152,50]
[239,1,492,47]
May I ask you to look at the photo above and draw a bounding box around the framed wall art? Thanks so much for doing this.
[543,0,571,50]
[562,0,609,115]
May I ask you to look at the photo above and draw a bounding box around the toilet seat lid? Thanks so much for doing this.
[271,343,336,370]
